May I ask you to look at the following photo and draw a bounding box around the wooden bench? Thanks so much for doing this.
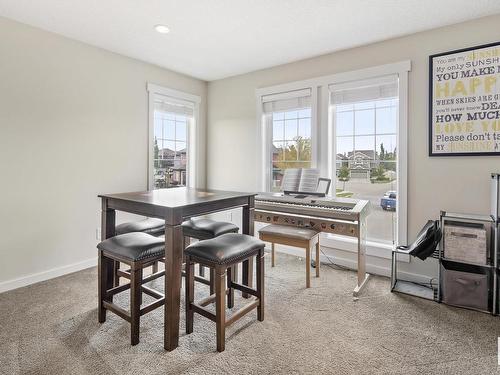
[259,224,320,288]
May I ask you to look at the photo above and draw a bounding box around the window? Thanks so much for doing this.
[257,62,409,253]
[270,108,312,191]
[330,75,399,244]
[147,84,200,190]
[261,89,314,191]
[153,110,189,188]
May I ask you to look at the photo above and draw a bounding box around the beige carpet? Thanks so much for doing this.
[1,252,500,375]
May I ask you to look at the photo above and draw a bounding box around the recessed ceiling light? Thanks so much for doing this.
[154,24,170,34]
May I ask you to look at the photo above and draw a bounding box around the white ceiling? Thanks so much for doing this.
[1,0,500,81]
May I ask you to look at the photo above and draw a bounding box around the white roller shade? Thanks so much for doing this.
[154,94,194,117]
[262,88,311,113]
[329,75,398,105]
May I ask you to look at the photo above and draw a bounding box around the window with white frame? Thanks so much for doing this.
[330,75,399,245]
[257,63,409,253]
[153,108,189,188]
[148,84,200,190]
[261,89,313,191]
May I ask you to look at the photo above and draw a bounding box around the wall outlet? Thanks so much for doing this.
[96,228,101,240]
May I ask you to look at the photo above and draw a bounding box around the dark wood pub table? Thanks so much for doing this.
[98,187,256,351]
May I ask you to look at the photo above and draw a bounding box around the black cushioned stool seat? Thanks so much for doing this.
[182,218,240,284]
[97,232,165,346]
[98,232,165,262]
[184,233,265,265]
[184,233,265,352]
[181,218,239,240]
[115,218,165,236]
[114,218,165,284]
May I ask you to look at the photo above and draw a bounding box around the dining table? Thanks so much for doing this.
[98,187,256,351]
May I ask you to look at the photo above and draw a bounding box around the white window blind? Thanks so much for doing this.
[154,95,194,117]
[329,75,398,105]
[262,88,311,113]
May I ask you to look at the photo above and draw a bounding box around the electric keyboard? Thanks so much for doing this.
[255,192,369,236]
[255,192,368,220]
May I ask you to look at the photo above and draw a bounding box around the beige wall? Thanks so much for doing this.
[207,15,500,278]
[2,14,499,289]
[0,17,207,290]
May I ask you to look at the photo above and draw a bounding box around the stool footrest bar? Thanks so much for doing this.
[140,297,165,316]
[225,298,260,327]
[141,285,164,299]
[103,301,131,322]
[192,303,217,322]
[230,282,258,298]
[107,283,131,296]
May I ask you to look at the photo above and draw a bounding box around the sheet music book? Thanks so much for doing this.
[281,168,320,193]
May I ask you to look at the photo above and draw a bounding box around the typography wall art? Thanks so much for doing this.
[429,42,500,156]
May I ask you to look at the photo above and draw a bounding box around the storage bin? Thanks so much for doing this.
[441,261,490,312]
[443,222,488,265]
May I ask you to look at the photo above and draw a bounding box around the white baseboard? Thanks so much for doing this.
[269,245,433,285]
[0,245,430,294]
[0,257,98,294]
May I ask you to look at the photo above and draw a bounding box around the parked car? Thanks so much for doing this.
[380,191,396,211]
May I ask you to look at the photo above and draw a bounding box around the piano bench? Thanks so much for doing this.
[258,224,320,288]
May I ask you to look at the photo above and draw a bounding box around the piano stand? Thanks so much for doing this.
[311,260,371,297]
[353,273,370,297]
[254,192,372,296]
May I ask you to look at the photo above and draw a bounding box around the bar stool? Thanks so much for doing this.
[115,218,165,236]
[181,218,239,291]
[184,233,265,352]
[97,232,165,345]
[258,224,320,288]
[114,218,165,284]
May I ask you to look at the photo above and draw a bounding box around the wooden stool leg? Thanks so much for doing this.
[130,265,143,346]
[215,267,226,352]
[256,249,265,321]
[315,241,320,278]
[199,265,205,277]
[271,243,275,267]
[182,236,187,264]
[114,261,121,287]
[152,261,159,274]
[242,258,253,298]
[98,251,112,323]
[227,266,234,308]
[233,263,239,284]
[306,244,311,288]
[185,257,194,334]
[210,268,215,295]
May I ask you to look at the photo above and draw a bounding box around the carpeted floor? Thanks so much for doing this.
[1,252,500,375]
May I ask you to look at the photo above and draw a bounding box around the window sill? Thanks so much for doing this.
[320,233,409,263]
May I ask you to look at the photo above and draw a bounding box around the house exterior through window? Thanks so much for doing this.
[153,110,189,188]
[261,89,313,191]
[257,62,409,253]
[330,76,399,244]
[147,84,200,190]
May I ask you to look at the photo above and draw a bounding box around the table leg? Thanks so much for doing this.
[242,201,254,298]
[164,223,184,351]
[101,199,116,294]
